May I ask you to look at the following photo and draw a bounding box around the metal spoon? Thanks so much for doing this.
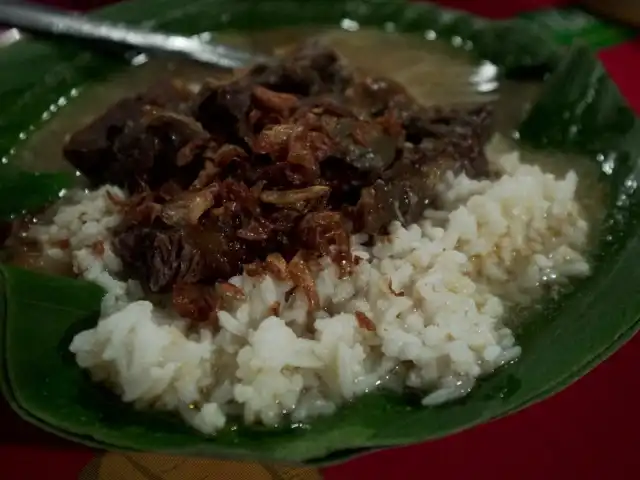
[0,1,271,69]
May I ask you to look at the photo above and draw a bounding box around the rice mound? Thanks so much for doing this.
[29,145,591,434]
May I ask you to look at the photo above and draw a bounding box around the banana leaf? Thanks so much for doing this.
[1,0,640,466]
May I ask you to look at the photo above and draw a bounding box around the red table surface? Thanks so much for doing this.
[2,1,640,479]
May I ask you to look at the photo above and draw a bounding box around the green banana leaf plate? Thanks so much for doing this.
[1,0,640,466]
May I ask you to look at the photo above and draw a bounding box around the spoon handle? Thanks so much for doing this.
[0,2,267,68]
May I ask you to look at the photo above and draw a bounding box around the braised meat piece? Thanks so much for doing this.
[194,80,253,143]
[65,39,497,325]
[248,40,354,96]
[398,103,494,177]
[113,227,205,292]
[323,116,401,172]
[63,80,205,191]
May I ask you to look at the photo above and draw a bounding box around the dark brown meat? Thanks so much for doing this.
[324,117,401,172]
[63,81,204,191]
[113,227,206,292]
[194,80,253,142]
[248,40,353,96]
[113,108,209,189]
[65,39,496,316]
[396,102,495,177]
[63,97,148,187]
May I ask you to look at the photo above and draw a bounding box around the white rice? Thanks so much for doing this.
[30,143,592,434]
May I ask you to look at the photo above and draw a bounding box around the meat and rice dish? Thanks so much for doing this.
[5,39,591,434]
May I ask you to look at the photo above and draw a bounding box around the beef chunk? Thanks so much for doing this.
[113,227,205,292]
[397,103,495,176]
[63,81,205,191]
[194,80,253,142]
[248,40,354,96]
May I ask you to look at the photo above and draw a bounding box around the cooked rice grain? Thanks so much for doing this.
[29,147,592,434]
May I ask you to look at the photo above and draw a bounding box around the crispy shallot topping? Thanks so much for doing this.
[355,311,376,331]
[62,39,494,326]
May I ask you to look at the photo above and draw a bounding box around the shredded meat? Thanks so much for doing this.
[63,39,495,326]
